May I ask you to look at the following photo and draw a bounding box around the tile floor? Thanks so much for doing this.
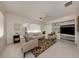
[0,39,79,58]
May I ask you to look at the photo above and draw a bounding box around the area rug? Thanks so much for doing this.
[31,39,56,57]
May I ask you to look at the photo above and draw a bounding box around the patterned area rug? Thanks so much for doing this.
[31,39,56,57]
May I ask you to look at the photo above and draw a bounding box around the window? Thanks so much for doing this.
[23,23,41,33]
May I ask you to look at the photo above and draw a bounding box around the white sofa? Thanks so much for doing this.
[21,39,38,57]
[27,32,44,40]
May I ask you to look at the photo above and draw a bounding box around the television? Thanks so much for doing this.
[60,24,75,35]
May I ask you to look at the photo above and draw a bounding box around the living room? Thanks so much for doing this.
[0,1,79,58]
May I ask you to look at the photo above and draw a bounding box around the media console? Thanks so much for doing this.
[60,34,75,40]
[60,24,75,41]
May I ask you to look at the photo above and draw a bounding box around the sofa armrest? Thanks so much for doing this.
[21,39,38,53]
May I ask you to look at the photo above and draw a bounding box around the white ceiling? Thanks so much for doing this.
[1,1,79,22]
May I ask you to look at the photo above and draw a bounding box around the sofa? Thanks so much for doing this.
[21,39,38,57]
[27,32,44,40]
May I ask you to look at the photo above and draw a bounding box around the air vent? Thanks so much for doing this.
[65,1,72,7]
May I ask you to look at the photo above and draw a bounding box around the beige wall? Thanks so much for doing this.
[44,14,77,42]
[44,24,52,38]
[6,13,42,45]
[0,3,7,52]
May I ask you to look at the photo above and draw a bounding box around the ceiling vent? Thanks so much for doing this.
[65,1,72,7]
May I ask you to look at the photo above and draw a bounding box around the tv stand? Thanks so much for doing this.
[60,34,75,40]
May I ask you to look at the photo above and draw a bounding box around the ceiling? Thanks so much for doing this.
[1,1,79,22]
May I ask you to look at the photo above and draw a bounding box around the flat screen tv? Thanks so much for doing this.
[60,24,75,35]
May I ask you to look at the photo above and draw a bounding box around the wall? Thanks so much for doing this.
[0,3,7,53]
[47,14,77,24]
[6,13,42,45]
[44,24,52,38]
[0,12,5,52]
[76,4,79,46]
[41,23,45,32]
[44,14,77,42]
[0,11,4,38]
